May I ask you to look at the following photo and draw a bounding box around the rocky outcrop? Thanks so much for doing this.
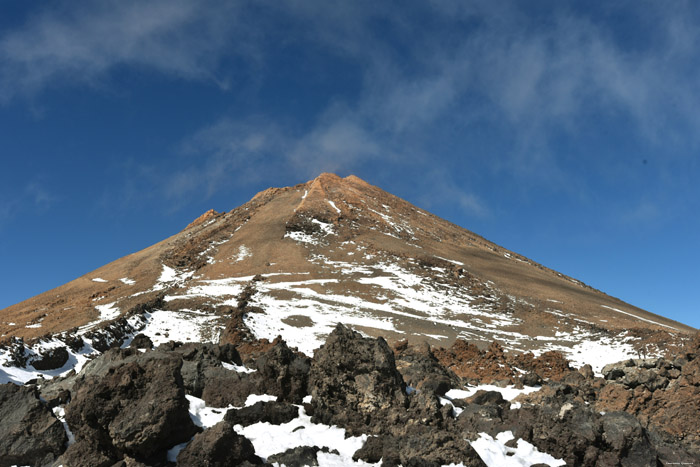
[0,383,67,467]
[353,426,486,467]
[394,340,459,396]
[433,339,574,385]
[250,338,310,404]
[224,400,299,426]
[62,351,198,465]
[2,325,698,466]
[596,348,700,462]
[30,347,69,371]
[176,421,262,466]
[308,323,408,435]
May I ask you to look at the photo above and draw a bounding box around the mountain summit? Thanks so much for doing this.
[2,174,699,466]
[0,173,693,368]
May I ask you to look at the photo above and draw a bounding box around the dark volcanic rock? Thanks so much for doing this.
[497,392,659,466]
[64,351,198,464]
[353,426,486,467]
[165,341,243,398]
[308,323,408,435]
[176,421,262,466]
[224,400,299,427]
[30,346,69,371]
[195,338,310,407]
[0,383,67,467]
[249,337,311,404]
[128,334,153,350]
[200,367,259,407]
[394,341,458,396]
[267,446,322,467]
[59,439,114,467]
[595,351,700,462]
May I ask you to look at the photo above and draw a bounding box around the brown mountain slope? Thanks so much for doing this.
[1,174,693,363]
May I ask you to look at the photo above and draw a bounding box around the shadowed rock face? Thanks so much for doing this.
[0,383,67,467]
[63,352,198,465]
[176,421,262,467]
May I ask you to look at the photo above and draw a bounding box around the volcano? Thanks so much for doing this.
[1,173,692,377]
[2,173,699,467]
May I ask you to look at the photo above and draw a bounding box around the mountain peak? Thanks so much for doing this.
[1,174,693,360]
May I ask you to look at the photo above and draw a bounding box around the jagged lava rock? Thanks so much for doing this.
[0,383,67,467]
[176,421,262,467]
[224,400,299,426]
[308,323,407,435]
[63,350,197,464]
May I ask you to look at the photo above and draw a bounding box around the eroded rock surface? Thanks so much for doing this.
[62,350,198,465]
[0,383,67,467]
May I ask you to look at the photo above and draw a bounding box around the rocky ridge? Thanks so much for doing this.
[1,324,698,466]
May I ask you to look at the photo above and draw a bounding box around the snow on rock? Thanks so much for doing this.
[245,394,278,406]
[312,219,335,235]
[95,302,120,322]
[328,200,341,213]
[119,277,136,285]
[234,404,373,466]
[222,361,256,373]
[186,395,231,428]
[133,310,223,347]
[470,431,565,467]
[52,406,76,446]
[91,277,108,283]
[285,231,320,245]
[152,264,194,292]
[0,338,95,385]
[446,384,541,402]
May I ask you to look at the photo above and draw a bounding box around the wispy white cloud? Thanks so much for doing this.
[0,0,252,99]
[0,180,54,229]
[8,1,699,217]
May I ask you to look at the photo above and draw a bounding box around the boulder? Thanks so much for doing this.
[176,421,262,466]
[353,426,486,467]
[308,324,407,435]
[267,446,322,467]
[65,351,198,464]
[224,400,299,427]
[128,334,153,350]
[0,383,67,467]
[394,341,458,396]
[30,347,69,371]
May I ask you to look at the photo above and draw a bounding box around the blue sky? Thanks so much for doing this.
[0,1,698,329]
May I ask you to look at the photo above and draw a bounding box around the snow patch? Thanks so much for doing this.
[95,302,120,322]
[328,200,341,213]
[445,384,540,402]
[186,395,231,428]
[222,361,256,373]
[234,404,371,466]
[601,305,678,330]
[91,278,108,283]
[471,431,565,466]
[134,310,223,347]
[232,245,252,263]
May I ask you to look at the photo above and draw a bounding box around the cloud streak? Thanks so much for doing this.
[5,1,700,220]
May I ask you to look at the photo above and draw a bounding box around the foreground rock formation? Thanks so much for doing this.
[0,324,698,466]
